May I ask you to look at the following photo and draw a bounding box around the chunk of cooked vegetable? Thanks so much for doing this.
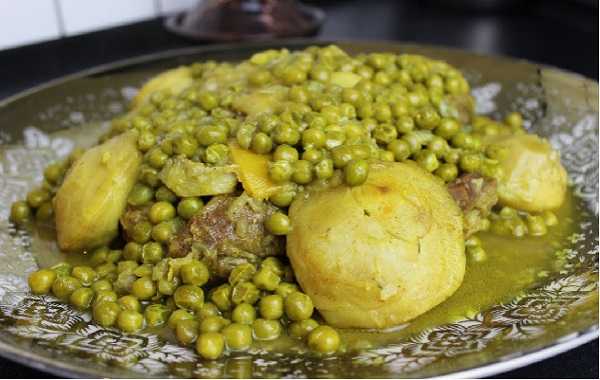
[55,131,142,251]
[131,66,193,109]
[287,161,465,329]
[488,133,567,212]
[229,144,282,200]
[159,157,238,197]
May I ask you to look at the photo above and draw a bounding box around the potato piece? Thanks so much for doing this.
[287,161,465,329]
[159,157,238,197]
[490,133,567,212]
[55,131,142,252]
[229,144,282,200]
[131,66,193,109]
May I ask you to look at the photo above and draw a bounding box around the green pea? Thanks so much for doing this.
[252,318,282,341]
[147,148,169,169]
[123,242,143,262]
[142,242,164,264]
[43,162,65,184]
[168,308,194,329]
[150,221,173,243]
[50,262,72,277]
[269,185,297,207]
[249,69,272,86]
[198,302,220,319]
[415,150,440,172]
[268,160,293,184]
[196,125,228,146]
[526,215,548,236]
[134,263,154,278]
[52,276,81,301]
[9,201,31,225]
[211,284,232,311]
[459,153,482,173]
[435,118,460,139]
[94,289,118,307]
[35,202,54,221]
[118,295,141,312]
[258,114,280,133]
[137,130,156,152]
[177,197,203,219]
[435,163,458,182]
[71,266,97,286]
[69,287,95,310]
[158,276,180,296]
[302,128,326,148]
[273,144,299,162]
[127,183,154,206]
[117,310,144,333]
[373,123,398,145]
[289,318,319,339]
[387,139,411,161]
[314,158,334,180]
[307,325,340,354]
[28,269,56,294]
[139,166,160,188]
[148,201,176,224]
[259,294,284,320]
[198,92,219,111]
[275,282,299,299]
[130,221,152,243]
[145,304,171,327]
[174,134,199,158]
[265,212,292,236]
[468,246,487,262]
[196,332,225,360]
[131,276,156,300]
[173,285,204,311]
[222,323,253,350]
[415,106,441,129]
[175,319,199,346]
[272,124,300,146]
[373,103,392,122]
[155,186,177,203]
[290,160,312,184]
[344,160,369,186]
[251,132,273,154]
[232,303,256,325]
[91,279,112,292]
[231,281,260,305]
[505,112,523,129]
[26,188,50,208]
[285,291,314,321]
[180,261,210,286]
[93,301,121,327]
[200,316,231,333]
[229,263,257,286]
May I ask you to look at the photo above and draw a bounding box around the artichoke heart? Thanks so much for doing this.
[55,131,142,252]
[159,157,238,197]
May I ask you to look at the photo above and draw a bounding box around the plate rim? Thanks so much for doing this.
[0,39,597,378]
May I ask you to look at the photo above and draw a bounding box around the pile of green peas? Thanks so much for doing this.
[489,207,558,238]
[28,252,340,359]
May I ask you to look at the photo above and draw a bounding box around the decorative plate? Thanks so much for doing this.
[0,41,597,378]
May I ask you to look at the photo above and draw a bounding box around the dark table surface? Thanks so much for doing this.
[0,0,597,377]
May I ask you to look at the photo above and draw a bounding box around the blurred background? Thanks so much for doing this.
[0,0,598,378]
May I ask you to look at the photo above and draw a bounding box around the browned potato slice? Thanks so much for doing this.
[287,161,465,329]
[55,131,142,251]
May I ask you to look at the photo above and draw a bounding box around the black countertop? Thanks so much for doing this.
[0,0,597,377]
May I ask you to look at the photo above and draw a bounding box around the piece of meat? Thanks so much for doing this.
[120,206,149,241]
[447,173,498,236]
[169,193,283,278]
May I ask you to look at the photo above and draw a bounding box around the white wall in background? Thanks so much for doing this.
[58,0,157,35]
[0,0,61,50]
[159,0,199,14]
[0,0,200,50]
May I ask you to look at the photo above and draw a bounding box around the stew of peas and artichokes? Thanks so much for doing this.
[10,45,568,360]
